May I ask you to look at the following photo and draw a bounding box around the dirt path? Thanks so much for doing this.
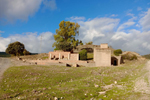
[134,60,150,99]
[0,57,10,81]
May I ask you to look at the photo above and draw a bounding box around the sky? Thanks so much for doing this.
[0,0,150,55]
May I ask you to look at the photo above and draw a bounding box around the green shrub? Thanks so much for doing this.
[54,48,60,51]
[23,49,31,55]
[114,49,122,56]
[79,49,87,60]
[122,54,137,60]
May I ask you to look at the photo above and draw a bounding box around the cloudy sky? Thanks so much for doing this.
[0,0,150,55]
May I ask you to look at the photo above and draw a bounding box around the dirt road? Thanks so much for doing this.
[134,60,150,99]
[0,57,10,80]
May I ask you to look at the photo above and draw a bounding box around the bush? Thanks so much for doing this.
[23,49,31,55]
[85,41,93,45]
[79,49,87,60]
[122,54,137,60]
[114,49,122,56]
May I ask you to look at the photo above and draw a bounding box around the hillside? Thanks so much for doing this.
[0,52,11,57]
[143,54,150,59]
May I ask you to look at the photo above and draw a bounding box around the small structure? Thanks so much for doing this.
[94,43,122,67]
[49,50,79,61]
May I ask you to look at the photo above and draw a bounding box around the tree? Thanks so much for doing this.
[53,20,80,51]
[85,41,93,45]
[114,49,122,56]
[23,49,31,55]
[5,41,25,56]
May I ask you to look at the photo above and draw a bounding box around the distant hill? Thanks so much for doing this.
[0,52,38,57]
[143,54,150,59]
[0,52,11,57]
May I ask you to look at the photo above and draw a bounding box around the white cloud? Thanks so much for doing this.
[0,32,55,53]
[66,10,150,55]
[66,16,86,22]
[77,17,120,43]
[117,21,135,31]
[43,0,57,11]
[117,13,136,32]
[0,0,57,22]
[139,8,150,31]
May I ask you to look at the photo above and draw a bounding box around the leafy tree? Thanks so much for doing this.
[55,41,72,51]
[79,49,87,60]
[79,40,83,45]
[114,49,122,56]
[5,41,25,56]
[23,49,31,55]
[85,41,93,45]
[53,20,80,51]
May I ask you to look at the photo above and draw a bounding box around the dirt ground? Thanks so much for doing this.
[0,57,32,81]
[134,60,150,99]
[0,57,10,81]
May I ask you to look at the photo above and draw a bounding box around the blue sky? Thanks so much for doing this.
[0,0,150,55]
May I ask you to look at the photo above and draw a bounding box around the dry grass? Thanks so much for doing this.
[0,60,148,100]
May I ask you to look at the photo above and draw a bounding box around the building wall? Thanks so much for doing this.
[49,51,79,61]
[100,43,108,48]
[94,48,111,66]
[70,54,79,60]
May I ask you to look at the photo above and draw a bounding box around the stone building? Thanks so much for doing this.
[94,43,122,66]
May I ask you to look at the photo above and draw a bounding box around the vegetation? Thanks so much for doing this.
[85,41,93,45]
[23,49,31,55]
[87,53,93,60]
[114,49,122,56]
[5,41,31,56]
[0,52,11,57]
[53,20,83,51]
[79,49,87,60]
[143,54,150,59]
[122,53,137,60]
[0,61,147,99]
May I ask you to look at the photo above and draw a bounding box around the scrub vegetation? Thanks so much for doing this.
[0,60,148,100]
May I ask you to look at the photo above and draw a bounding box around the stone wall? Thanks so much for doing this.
[94,48,111,66]
[70,53,79,60]
[49,51,79,61]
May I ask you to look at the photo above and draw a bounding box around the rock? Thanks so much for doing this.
[18,57,22,60]
[95,84,99,88]
[54,97,58,100]
[98,91,106,95]
[102,84,114,90]
[43,88,47,90]
[103,95,107,97]
[73,64,78,67]
[23,59,26,62]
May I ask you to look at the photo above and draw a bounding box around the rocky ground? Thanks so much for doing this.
[0,58,10,81]
[134,60,150,99]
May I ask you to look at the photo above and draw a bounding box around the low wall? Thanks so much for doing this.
[29,59,87,65]
[70,54,79,60]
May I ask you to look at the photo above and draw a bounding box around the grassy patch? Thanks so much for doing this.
[0,60,147,99]
[42,56,49,60]
[87,53,93,60]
